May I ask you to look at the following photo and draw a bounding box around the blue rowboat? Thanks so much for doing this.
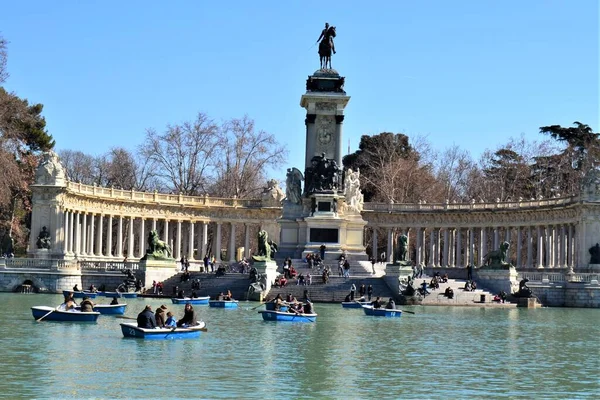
[75,304,127,315]
[258,310,317,322]
[99,291,121,298]
[361,305,402,318]
[341,301,371,309]
[171,297,210,305]
[63,290,98,299]
[208,300,239,308]
[120,322,206,340]
[265,302,288,312]
[31,306,100,322]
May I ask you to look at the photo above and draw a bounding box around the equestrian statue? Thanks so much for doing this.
[316,22,337,70]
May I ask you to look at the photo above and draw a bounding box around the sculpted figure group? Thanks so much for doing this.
[344,168,364,212]
[304,153,343,194]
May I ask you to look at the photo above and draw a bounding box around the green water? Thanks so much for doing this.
[1,293,598,399]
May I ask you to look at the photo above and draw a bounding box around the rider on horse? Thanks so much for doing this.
[317,23,336,54]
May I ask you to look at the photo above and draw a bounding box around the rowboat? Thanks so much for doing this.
[208,300,239,308]
[265,302,289,312]
[99,291,121,298]
[119,292,138,299]
[75,304,127,315]
[31,306,100,322]
[361,305,402,318]
[120,321,206,339]
[62,290,98,299]
[258,310,317,322]
[341,301,371,309]
[171,296,210,305]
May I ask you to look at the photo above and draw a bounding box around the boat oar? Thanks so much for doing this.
[36,308,56,322]
[116,315,137,320]
[398,309,415,314]
[289,307,314,323]
[250,302,267,310]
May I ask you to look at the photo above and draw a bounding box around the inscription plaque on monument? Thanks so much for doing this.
[310,228,338,243]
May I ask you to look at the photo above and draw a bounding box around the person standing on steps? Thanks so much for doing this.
[320,244,326,260]
[367,284,373,301]
[350,283,356,301]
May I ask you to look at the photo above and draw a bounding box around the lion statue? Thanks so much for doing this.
[395,234,408,263]
[252,230,277,262]
[482,241,510,267]
[144,230,172,259]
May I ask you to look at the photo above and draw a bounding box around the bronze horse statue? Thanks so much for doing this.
[319,26,336,69]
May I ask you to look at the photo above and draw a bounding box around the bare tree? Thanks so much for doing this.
[212,115,287,198]
[435,144,476,202]
[58,149,97,184]
[0,34,7,84]
[140,112,220,195]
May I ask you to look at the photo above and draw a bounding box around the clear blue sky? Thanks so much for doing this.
[1,1,598,182]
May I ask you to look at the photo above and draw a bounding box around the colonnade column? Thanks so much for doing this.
[526,226,533,268]
[244,224,251,259]
[372,228,378,261]
[107,215,113,257]
[536,226,543,268]
[385,228,392,263]
[567,224,574,269]
[152,218,157,232]
[175,220,182,260]
[127,216,135,259]
[69,211,75,254]
[96,214,103,256]
[442,229,449,267]
[139,218,145,258]
[456,228,462,267]
[229,222,236,262]
[553,225,560,268]
[89,214,95,255]
[468,228,474,266]
[415,228,421,266]
[163,220,169,245]
[202,222,208,258]
[63,211,70,254]
[215,223,222,261]
[188,221,195,260]
[117,216,124,258]
[81,213,87,256]
[516,226,522,268]
[429,229,435,267]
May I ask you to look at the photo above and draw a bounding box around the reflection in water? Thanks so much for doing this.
[1,294,598,398]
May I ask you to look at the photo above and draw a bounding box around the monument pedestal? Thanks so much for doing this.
[139,259,178,290]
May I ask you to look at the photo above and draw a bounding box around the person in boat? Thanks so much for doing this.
[73,284,80,292]
[79,296,95,312]
[385,298,396,310]
[88,284,98,293]
[225,289,233,300]
[372,296,382,309]
[359,284,366,299]
[303,300,314,314]
[216,292,225,301]
[177,303,198,327]
[290,302,304,314]
[344,294,351,302]
[155,304,168,328]
[350,283,356,300]
[62,292,78,310]
[137,305,157,329]
[165,311,177,327]
[110,297,119,305]
[191,291,198,298]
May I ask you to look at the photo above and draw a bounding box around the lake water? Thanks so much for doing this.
[2,293,598,399]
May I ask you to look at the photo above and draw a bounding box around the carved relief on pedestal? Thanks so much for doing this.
[315,115,335,155]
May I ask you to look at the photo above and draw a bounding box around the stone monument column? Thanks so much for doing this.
[29,151,67,259]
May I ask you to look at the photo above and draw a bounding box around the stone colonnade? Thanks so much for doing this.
[369,224,578,270]
[58,210,266,262]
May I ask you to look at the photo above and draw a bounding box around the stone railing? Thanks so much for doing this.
[365,195,578,213]
[519,271,600,283]
[78,261,140,272]
[65,181,265,208]
[4,258,54,269]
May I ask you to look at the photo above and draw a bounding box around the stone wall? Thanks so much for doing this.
[529,282,600,308]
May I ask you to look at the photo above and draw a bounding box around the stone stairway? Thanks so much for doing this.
[267,276,394,303]
[417,276,510,306]
[147,272,253,300]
